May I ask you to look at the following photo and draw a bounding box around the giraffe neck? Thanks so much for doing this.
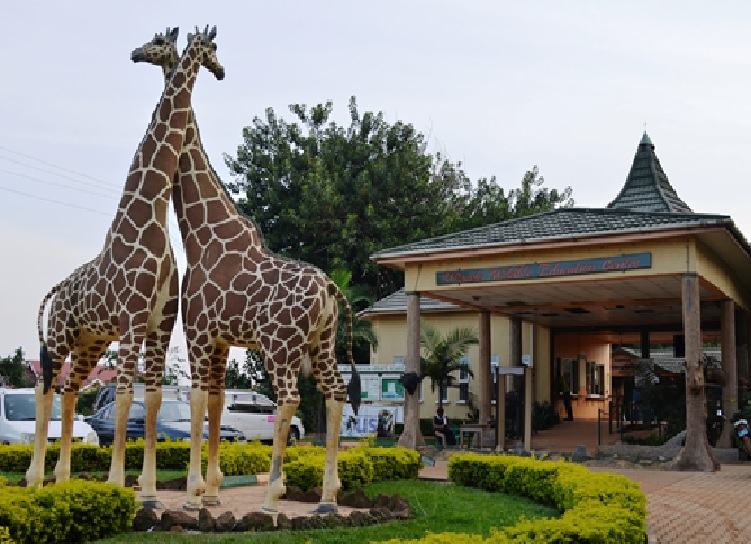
[174,108,265,265]
[108,45,201,248]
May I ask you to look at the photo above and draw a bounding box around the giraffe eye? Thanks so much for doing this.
[154,37,165,45]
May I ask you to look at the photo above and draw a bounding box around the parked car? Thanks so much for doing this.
[222,391,305,444]
[0,388,99,445]
[85,399,245,446]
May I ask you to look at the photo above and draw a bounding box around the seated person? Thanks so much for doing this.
[433,407,456,447]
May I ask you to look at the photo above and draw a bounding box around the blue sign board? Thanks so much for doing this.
[436,252,652,285]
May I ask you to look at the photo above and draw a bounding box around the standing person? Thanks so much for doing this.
[561,375,574,421]
[433,407,456,447]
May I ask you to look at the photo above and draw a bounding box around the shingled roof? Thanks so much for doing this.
[372,207,731,259]
[607,132,692,213]
[372,133,739,260]
[358,288,461,317]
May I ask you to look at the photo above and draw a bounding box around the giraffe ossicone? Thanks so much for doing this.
[133,27,362,518]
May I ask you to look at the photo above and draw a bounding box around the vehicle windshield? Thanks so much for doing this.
[4,393,63,421]
[156,402,191,423]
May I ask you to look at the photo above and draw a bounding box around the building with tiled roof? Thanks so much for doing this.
[359,133,751,452]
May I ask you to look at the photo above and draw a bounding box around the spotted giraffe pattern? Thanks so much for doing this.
[26,27,224,506]
[133,30,361,515]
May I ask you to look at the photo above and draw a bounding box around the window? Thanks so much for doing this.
[559,358,579,396]
[458,354,470,403]
[587,362,605,396]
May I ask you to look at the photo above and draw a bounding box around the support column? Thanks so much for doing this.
[676,273,717,471]
[738,310,750,403]
[478,311,491,427]
[398,291,425,450]
[523,324,534,451]
[718,300,737,447]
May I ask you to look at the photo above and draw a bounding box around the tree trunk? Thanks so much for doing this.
[674,273,718,471]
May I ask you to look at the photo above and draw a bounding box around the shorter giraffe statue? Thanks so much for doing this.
[131,30,362,517]
[27,27,224,509]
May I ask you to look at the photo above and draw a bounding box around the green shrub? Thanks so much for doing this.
[0,480,135,544]
[446,453,647,543]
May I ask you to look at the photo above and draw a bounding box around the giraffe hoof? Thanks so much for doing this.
[140,498,164,510]
[202,495,221,507]
[312,502,338,514]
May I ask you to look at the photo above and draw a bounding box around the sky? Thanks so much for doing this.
[3,1,751,380]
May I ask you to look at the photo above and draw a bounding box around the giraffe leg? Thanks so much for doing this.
[184,384,208,510]
[317,397,344,512]
[56,345,103,483]
[261,401,298,522]
[203,349,228,506]
[26,345,66,487]
[139,331,168,507]
[26,381,56,486]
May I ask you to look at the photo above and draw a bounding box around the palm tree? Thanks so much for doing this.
[420,323,478,408]
[329,269,378,363]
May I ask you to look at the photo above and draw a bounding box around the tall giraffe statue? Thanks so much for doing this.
[26,27,224,507]
[132,32,362,518]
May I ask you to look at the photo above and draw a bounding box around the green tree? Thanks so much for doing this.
[448,166,574,232]
[226,97,461,298]
[0,348,29,388]
[419,325,479,408]
[226,98,574,301]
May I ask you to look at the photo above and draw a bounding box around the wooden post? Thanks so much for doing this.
[675,273,717,471]
[478,311,491,427]
[718,300,737,447]
[398,291,425,450]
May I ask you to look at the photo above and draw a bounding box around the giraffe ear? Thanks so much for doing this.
[208,25,217,41]
[168,27,179,43]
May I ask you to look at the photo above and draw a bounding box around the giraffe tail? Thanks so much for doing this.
[38,281,63,394]
[330,281,361,415]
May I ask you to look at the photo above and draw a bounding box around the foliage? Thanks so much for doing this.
[226,97,574,301]
[532,400,559,431]
[0,479,136,544]
[76,385,100,416]
[448,453,647,543]
[225,357,254,389]
[0,348,32,388]
[448,166,574,233]
[419,324,478,407]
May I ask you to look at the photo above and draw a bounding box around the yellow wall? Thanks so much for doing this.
[367,310,552,423]
[696,242,751,309]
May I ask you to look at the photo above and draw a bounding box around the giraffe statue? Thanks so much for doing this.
[132,31,362,518]
[26,27,224,507]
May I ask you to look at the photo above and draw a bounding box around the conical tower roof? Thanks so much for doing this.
[607,132,692,213]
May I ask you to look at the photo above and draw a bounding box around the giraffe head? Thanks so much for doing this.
[130,27,180,77]
[184,25,225,81]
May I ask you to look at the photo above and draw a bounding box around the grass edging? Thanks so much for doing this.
[379,452,647,544]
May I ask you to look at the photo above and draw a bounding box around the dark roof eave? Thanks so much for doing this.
[372,216,734,264]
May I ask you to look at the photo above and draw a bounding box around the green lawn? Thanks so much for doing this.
[92,479,559,543]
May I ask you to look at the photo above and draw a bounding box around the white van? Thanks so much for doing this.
[0,388,99,445]
[222,391,305,443]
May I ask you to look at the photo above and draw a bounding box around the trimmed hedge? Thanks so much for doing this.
[378,454,646,543]
[285,446,421,491]
[0,480,136,544]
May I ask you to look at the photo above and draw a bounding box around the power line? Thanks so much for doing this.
[0,145,118,191]
[0,185,111,216]
[0,167,114,199]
